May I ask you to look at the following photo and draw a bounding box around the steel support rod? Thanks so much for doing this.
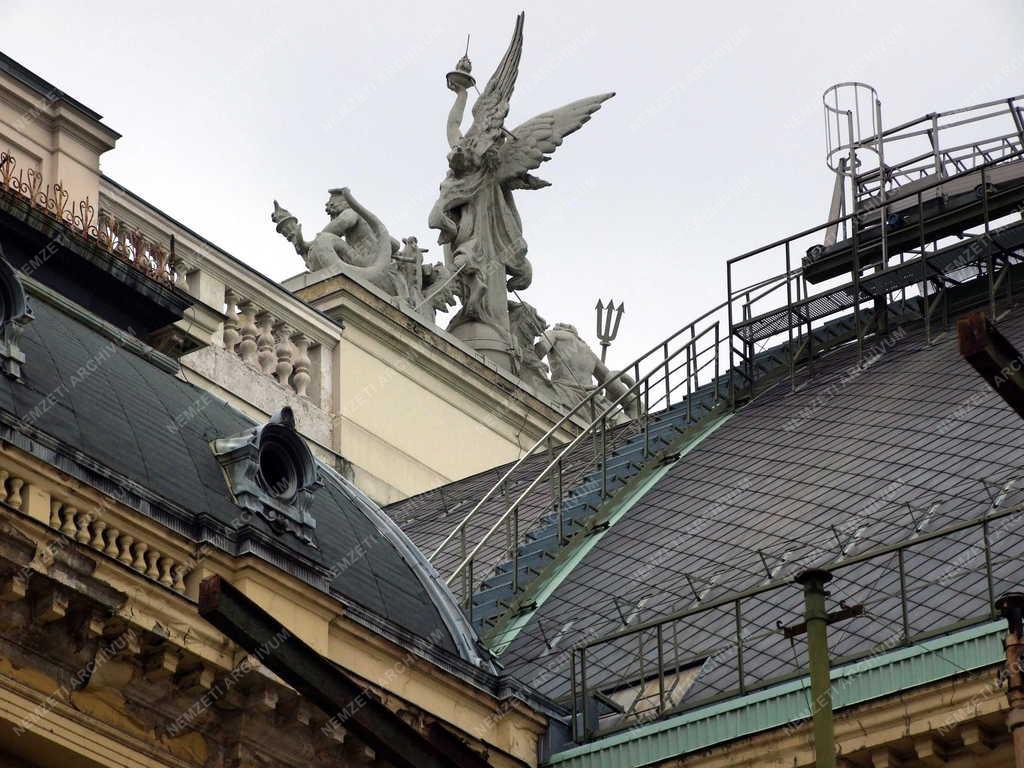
[656,623,666,714]
[570,649,579,742]
[797,569,836,768]
[996,592,1024,768]
[786,243,795,391]
[983,166,995,319]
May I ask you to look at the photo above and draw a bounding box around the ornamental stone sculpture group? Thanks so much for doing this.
[272,12,635,417]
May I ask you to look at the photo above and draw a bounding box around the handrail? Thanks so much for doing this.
[438,106,1024,624]
[856,131,1022,186]
[428,296,735,564]
[446,318,722,589]
[848,94,1024,148]
[727,146,1024,268]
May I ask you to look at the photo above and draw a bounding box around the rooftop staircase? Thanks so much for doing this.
[428,149,1024,650]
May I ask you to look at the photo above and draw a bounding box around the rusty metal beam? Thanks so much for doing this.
[958,311,1024,420]
[198,575,492,768]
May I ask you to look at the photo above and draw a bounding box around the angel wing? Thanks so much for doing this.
[497,93,615,186]
[463,12,524,157]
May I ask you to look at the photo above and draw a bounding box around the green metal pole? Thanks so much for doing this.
[797,569,836,768]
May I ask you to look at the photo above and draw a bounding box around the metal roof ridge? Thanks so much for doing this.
[0,50,105,122]
[488,412,734,656]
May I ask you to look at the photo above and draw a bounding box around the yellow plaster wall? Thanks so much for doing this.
[337,332,530,498]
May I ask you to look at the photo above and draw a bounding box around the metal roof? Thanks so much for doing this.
[500,310,1024,703]
[544,620,1005,768]
[390,305,1024,715]
[0,290,475,659]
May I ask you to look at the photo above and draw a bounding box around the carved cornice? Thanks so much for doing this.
[0,435,551,766]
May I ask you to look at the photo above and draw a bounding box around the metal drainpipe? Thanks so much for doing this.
[996,592,1024,767]
[798,569,836,768]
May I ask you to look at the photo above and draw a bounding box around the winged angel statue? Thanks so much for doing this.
[427,12,613,368]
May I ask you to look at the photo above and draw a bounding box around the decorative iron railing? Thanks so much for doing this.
[0,151,176,287]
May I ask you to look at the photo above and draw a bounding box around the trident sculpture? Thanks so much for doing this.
[595,299,624,362]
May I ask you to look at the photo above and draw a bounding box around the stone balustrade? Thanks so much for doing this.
[219,291,317,399]
[97,178,343,463]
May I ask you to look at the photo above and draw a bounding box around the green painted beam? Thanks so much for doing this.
[486,412,733,655]
[545,620,1004,768]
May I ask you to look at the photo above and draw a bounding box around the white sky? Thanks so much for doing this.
[3,0,1022,366]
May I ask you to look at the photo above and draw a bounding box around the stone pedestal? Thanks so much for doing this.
[449,320,514,371]
[283,268,585,503]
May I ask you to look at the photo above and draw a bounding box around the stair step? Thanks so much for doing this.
[478,561,545,595]
[485,550,551,581]
[517,531,561,559]
[470,596,511,627]
[472,581,517,610]
[525,511,590,542]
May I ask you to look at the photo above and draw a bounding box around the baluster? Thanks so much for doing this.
[90,519,107,549]
[60,505,78,536]
[256,311,277,375]
[236,301,259,365]
[145,549,161,579]
[171,563,187,593]
[132,541,148,571]
[75,511,93,544]
[222,289,240,352]
[117,535,135,565]
[158,556,174,587]
[7,478,22,509]
[274,322,294,385]
[104,527,121,557]
[291,333,312,397]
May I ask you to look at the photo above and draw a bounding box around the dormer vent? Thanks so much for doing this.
[211,407,321,546]
[0,243,31,380]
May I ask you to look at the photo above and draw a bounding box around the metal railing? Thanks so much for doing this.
[429,297,748,617]
[557,148,1024,744]
[0,150,177,287]
[727,148,1024,404]
[838,94,1024,208]
[433,152,1024,627]
[566,479,1024,740]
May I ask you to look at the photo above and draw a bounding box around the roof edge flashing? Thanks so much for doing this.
[545,620,1004,767]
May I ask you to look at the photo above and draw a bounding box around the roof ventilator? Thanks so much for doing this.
[0,243,32,380]
[211,407,321,546]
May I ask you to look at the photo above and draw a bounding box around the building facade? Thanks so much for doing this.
[1,27,1024,768]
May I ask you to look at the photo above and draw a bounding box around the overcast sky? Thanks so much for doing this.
[3,0,1022,366]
